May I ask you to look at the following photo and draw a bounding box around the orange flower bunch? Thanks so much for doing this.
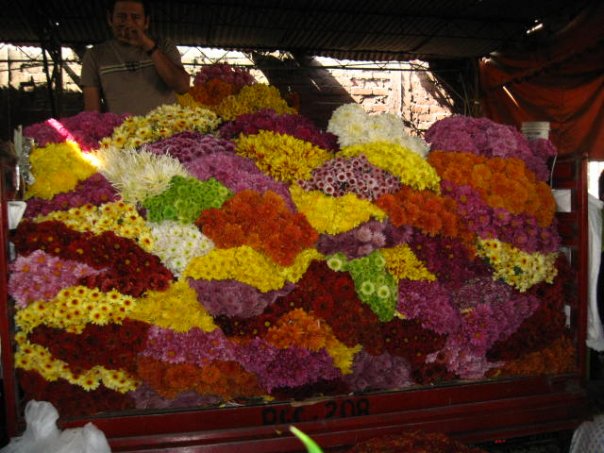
[136,356,263,399]
[265,308,332,351]
[189,79,234,107]
[428,151,556,227]
[376,186,474,244]
[196,190,318,266]
[488,336,576,378]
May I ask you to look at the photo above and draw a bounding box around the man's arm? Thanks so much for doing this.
[146,43,190,94]
[83,86,102,111]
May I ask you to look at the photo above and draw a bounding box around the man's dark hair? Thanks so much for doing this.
[107,0,151,17]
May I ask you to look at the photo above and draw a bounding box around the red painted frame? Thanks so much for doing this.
[0,152,590,451]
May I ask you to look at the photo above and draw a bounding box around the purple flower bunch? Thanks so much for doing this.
[24,173,119,218]
[442,181,561,253]
[236,338,340,392]
[9,250,103,308]
[193,63,256,90]
[397,280,461,335]
[187,152,296,211]
[425,116,555,180]
[219,109,339,152]
[409,233,491,290]
[143,132,235,164]
[188,278,295,318]
[317,221,413,259]
[345,350,414,391]
[142,326,236,365]
[24,111,128,150]
[451,277,541,354]
[299,154,401,200]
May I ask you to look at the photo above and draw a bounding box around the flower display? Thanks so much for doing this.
[12,89,574,419]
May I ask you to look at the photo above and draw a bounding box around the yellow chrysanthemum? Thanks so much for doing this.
[15,286,137,334]
[290,184,386,234]
[325,338,362,375]
[129,280,216,333]
[476,238,558,292]
[341,141,440,192]
[35,200,153,252]
[236,130,333,183]
[183,245,322,293]
[26,141,97,200]
[381,244,436,281]
[214,84,295,121]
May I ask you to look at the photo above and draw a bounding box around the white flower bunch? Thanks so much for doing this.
[91,147,189,203]
[327,103,429,157]
[149,220,214,277]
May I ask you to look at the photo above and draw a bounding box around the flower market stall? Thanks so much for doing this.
[0,64,590,451]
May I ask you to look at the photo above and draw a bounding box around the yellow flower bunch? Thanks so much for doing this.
[214,84,296,121]
[290,184,386,234]
[129,280,216,333]
[26,141,97,200]
[100,104,221,149]
[92,147,188,204]
[15,286,137,334]
[183,245,322,293]
[176,92,198,108]
[381,244,436,281]
[476,238,558,292]
[14,339,137,392]
[326,338,362,375]
[235,130,333,183]
[340,141,440,192]
[35,201,153,252]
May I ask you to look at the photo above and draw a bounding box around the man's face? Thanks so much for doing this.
[108,1,149,44]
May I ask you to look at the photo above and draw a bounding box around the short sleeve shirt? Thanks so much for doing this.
[80,38,182,115]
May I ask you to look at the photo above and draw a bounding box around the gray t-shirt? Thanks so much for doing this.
[80,38,182,115]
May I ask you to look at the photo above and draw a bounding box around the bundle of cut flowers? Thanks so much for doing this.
[10,67,574,418]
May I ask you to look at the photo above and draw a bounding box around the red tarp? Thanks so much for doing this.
[480,1,604,159]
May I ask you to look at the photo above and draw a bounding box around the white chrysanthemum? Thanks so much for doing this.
[149,220,215,276]
[91,147,189,203]
[327,103,429,157]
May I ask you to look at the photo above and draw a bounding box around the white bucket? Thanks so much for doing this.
[521,121,550,140]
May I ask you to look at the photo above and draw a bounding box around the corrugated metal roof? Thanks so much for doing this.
[0,0,595,60]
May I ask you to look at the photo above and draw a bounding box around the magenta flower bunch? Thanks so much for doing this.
[143,131,235,164]
[425,115,556,181]
[441,180,561,253]
[345,350,414,391]
[299,154,402,200]
[186,151,296,211]
[193,63,256,90]
[24,173,119,218]
[188,278,295,318]
[24,111,129,151]
[317,221,413,259]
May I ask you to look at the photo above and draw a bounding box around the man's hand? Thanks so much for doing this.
[119,25,154,51]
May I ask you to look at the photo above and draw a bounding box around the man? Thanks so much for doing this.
[80,0,190,115]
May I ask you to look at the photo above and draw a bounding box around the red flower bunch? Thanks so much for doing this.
[376,186,474,244]
[136,356,263,399]
[13,222,173,297]
[380,318,446,369]
[30,319,150,374]
[197,190,318,266]
[17,370,134,418]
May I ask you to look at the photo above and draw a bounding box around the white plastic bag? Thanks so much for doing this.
[0,400,111,453]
